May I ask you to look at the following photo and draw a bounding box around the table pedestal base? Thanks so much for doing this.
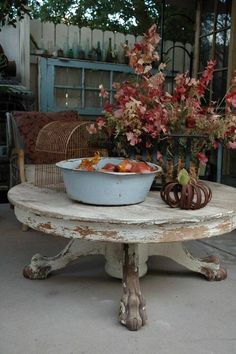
[23,239,227,330]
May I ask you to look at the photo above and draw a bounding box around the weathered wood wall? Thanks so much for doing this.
[0,17,30,87]
[30,20,192,71]
[29,20,192,110]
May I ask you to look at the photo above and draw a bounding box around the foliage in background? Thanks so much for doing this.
[30,0,195,44]
[0,0,195,43]
[29,0,75,25]
[0,0,33,28]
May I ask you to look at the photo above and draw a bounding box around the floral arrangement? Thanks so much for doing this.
[88,24,236,167]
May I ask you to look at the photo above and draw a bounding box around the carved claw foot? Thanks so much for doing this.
[119,244,147,331]
[149,243,228,282]
[200,256,227,281]
[23,240,107,280]
[23,254,52,279]
[119,285,147,331]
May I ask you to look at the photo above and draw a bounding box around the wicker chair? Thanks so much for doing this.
[6,111,80,230]
[6,110,108,230]
[6,110,80,186]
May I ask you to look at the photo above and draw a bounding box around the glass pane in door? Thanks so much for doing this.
[212,70,227,102]
[55,67,82,87]
[84,90,102,108]
[215,29,230,69]
[201,0,215,36]
[199,35,213,71]
[85,70,110,89]
[216,0,231,31]
[54,88,82,108]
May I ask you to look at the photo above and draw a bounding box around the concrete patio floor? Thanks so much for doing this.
[0,203,236,354]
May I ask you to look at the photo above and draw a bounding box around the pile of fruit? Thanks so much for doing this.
[76,154,155,174]
[77,153,101,171]
[100,160,155,173]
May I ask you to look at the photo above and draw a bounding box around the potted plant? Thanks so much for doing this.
[87,24,236,182]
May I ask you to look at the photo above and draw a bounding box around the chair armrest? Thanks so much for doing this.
[10,148,26,184]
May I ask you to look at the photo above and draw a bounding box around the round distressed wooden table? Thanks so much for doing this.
[8,182,236,331]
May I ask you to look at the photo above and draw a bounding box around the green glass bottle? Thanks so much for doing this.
[96,41,102,61]
[113,43,118,63]
[72,32,79,59]
[67,48,74,59]
[106,38,113,62]
[77,45,85,60]
[124,39,129,65]
[85,38,91,59]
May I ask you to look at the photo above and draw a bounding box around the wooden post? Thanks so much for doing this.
[19,15,30,88]
[193,0,201,78]
[222,0,236,178]
[227,0,236,83]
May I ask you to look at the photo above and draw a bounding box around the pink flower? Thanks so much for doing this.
[126,132,139,146]
[228,141,236,149]
[138,105,146,115]
[127,23,160,75]
[146,141,152,148]
[213,140,219,149]
[86,123,97,135]
[112,82,121,90]
[146,24,161,46]
[134,43,142,51]
[99,84,109,98]
[103,102,113,113]
[186,116,196,129]
[197,152,208,165]
[114,109,123,118]
[226,90,236,108]
[231,96,236,108]
[201,60,216,85]
[90,25,236,161]
[96,117,106,129]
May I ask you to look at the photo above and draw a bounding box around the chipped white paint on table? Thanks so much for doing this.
[8,182,236,331]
